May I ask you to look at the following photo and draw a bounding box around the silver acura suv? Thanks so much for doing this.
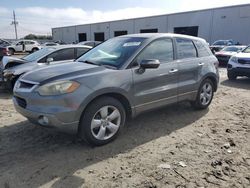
[13,34,219,146]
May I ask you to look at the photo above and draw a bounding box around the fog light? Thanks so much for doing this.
[38,116,49,126]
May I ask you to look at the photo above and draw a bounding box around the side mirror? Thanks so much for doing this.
[140,59,160,69]
[46,57,54,64]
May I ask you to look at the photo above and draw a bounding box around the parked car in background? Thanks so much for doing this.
[227,45,250,80]
[215,45,246,65]
[78,41,102,47]
[42,42,59,47]
[13,33,219,146]
[210,39,236,54]
[0,39,11,46]
[2,45,92,87]
[7,40,41,55]
[0,45,10,61]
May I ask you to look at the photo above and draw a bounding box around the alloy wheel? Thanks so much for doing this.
[91,105,121,141]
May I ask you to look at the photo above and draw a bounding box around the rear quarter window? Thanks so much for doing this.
[176,38,197,59]
[194,40,212,57]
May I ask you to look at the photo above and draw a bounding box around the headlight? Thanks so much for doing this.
[229,56,238,63]
[37,80,80,96]
[3,70,15,78]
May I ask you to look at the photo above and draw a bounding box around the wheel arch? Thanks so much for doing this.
[201,73,219,92]
[78,89,134,122]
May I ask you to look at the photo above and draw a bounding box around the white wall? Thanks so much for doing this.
[134,16,167,33]
[167,10,212,42]
[52,28,63,42]
[75,24,91,42]
[211,5,250,44]
[62,26,76,43]
[90,23,110,41]
[109,20,134,38]
[52,4,250,45]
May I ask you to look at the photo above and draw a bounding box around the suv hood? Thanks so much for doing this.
[22,62,107,84]
[234,52,250,59]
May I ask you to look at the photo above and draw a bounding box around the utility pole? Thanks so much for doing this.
[11,10,18,39]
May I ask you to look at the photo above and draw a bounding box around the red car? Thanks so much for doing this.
[215,46,246,65]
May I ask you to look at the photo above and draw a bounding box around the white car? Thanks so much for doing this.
[78,41,102,47]
[227,45,250,80]
[8,40,41,55]
[42,42,59,47]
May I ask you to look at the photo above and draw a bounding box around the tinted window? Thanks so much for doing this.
[23,47,55,62]
[222,46,242,52]
[176,38,197,59]
[25,41,35,45]
[194,40,211,57]
[76,48,89,57]
[136,38,174,63]
[16,41,23,45]
[47,48,75,61]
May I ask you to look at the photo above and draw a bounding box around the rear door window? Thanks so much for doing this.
[47,48,75,61]
[76,47,89,58]
[194,40,211,57]
[176,38,197,59]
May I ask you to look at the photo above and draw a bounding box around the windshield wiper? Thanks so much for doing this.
[78,60,100,66]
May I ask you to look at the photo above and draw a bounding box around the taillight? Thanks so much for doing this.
[2,48,9,55]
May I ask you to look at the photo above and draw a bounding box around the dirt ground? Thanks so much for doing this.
[0,68,249,188]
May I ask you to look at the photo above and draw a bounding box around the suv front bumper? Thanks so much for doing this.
[13,96,79,129]
[227,61,250,77]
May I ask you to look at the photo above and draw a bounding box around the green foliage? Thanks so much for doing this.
[24,34,52,40]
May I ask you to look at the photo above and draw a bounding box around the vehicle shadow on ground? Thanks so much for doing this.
[0,102,208,187]
[0,91,12,99]
[221,77,250,90]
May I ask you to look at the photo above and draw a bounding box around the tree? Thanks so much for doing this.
[24,34,52,40]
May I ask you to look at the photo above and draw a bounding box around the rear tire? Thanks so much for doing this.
[191,79,214,110]
[78,96,126,146]
[31,48,39,53]
[9,48,15,55]
[227,72,237,80]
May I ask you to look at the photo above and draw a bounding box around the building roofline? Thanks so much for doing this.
[52,3,250,30]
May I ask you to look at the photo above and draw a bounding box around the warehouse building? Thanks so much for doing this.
[52,4,250,44]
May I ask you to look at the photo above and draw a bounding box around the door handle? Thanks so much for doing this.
[198,62,204,66]
[169,69,178,73]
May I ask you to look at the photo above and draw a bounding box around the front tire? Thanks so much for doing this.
[9,48,15,55]
[227,72,237,80]
[78,96,126,146]
[31,48,39,53]
[191,79,214,110]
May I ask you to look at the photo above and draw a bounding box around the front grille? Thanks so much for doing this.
[238,59,250,64]
[216,55,230,63]
[19,81,35,89]
[15,96,27,109]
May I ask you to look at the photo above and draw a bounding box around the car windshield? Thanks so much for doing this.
[77,37,146,68]
[222,46,241,52]
[22,47,55,62]
[242,46,250,53]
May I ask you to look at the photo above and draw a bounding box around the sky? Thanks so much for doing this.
[0,0,249,39]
